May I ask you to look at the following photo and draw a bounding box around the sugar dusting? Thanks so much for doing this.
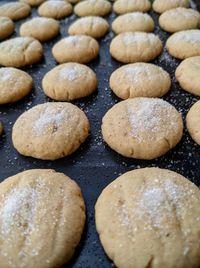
[64,36,80,45]
[46,0,67,7]
[114,175,200,256]
[127,98,178,142]
[59,65,84,81]
[174,30,200,43]
[34,107,69,134]
[0,186,38,236]
[0,68,14,82]
[123,33,156,46]
[125,65,158,83]
[0,178,68,266]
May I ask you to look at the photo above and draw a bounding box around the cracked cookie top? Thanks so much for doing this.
[101,97,183,160]
[110,32,163,63]
[109,63,171,99]
[0,37,43,67]
[42,62,97,101]
[12,102,90,160]
[0,169,85,268]
[95,167,200,268]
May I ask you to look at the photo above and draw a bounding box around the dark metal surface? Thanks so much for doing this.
[0,0,200,267]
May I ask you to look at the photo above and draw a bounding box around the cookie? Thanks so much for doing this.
[159,8,200,33]
[74,0,112,17]
[186,101,200,145]
[95,167,200,268]
[113,0,151,14]
[38,1,73,19]
[0,17,14,40]
[0,37,43,67]
[12,102,90,160]
[0,68,33,104]
[175,56,200,96]
[166,30,200,60]
[110,32,163,63]
[102,98,183,160]
[0,2,31,21]
[20,17,60,42]
[110,63,171,99]
[0,169,85,268]
[20,0,45,6]
[68,16,109,39]
[52,35,99,64]
[42,63,97,101]
[153,0,189,13]
[0,122,3,137]
[112,12,154,34]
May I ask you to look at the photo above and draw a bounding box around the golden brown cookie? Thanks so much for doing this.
[159,8,200,33]
[102,98,183,160]
[42,63,97,101]
[166,30,200,59]
[52,35,99,64]
[112,12,154,34]
[0,17,14,40]
[20,17,60,42]
[113,0,151,14]
[68,16,109,38]
[186,100,200,145]
[175,56,200,96]
[0,169,85,268]
[0,37,43,67]
[153,0,189,13]
[0,67,33,104]
[12,102,90,160]
[74,0,112,17]
[38,0,73,19]
[110,32,163,63]
[110,63,171,99]
[95,167,200,268]
[0,2,31,21]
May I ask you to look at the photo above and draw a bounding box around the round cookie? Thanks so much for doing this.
[153,0,189,14]
[0,122,3,137]
[0,2,31,21]
[110,32,163,63]
[52,35,99,64]
[175,56,200,96]
[0,17,14,40]
[20,0,45,6]
[95,167,200,268]
[12,102,90,160]
[0,37,43,67]
[68,16,109,39]
[159,8,200,33]
[101,98,183,160]
[110,63,171,99]
[0,68,33,104]
[38,1,73,19]
[74,0,112,17]
[0,169,85,268]
[166,30,200,60]
[20,17,60,42]
[112,12,154,34]
[186,101,200,145]
[113,0,151,14]
[42,63,97,101]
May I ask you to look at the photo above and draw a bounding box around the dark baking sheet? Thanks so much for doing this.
[0,0,200,267]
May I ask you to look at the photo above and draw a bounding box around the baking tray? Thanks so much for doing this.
[0,0,200,267]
